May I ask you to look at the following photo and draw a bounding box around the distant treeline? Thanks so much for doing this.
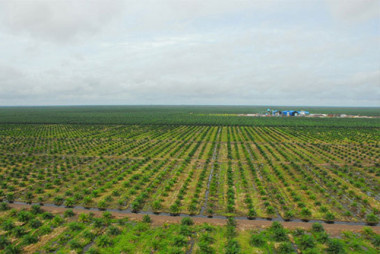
[0,105,379,127]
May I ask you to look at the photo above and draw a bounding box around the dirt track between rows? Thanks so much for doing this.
[7,203,380,237]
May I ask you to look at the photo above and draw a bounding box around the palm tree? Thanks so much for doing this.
[64,198,75,208]
[152,200,161,213]
[170,204,180,215]
[300,208,312,219]
[6,193,14,203]
[324,212,335,222]
[188,203,197,215]
[83,196,93,208]
[97,200,107,210]
[53,196,64,206]
[248,208,257,219]
[25,192,33,203]
[366,213,379,225]
[96,235,113,247]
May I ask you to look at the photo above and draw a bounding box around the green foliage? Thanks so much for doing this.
[69,239,82,250]
[3,244,21,254]
[102,211,112,219]
[0,209,378,253]
[0,202,9,211]
[18,211,33,222]
[249,233,266,247]
[225,239,241,254]
[31,205,42,214]
[107,225,121,236]
[142,214,152,223]
[97,200,107,210]
[64,209,75,218]
[181,217,194,226]
[311,223,324,233]
[86,248,99,254]
[248,208,257,218]
[300,208,312,218]
[371,234,380,247]
[284,210,294,219]
[38,225,52,236]
[64,198,75,207]
[325,212,335,222]
[30,219,42,228]
[200,233,215,245]
[173,235,187,247]
[6,193,14,202]
[366,213,379,224]
[315,232,329,244]
[22,234,38,245]
[83,230,96,240]
[266,206,275,214]
[78,213,92,223]
[179,225,192,237]
[2,219,15,231]
[0,235,10,249]
[326,239,346,254]
[277,242,294,253]
[293,228,305,237]
[170,204,180,215]
[227,217,237,228]
[198,240,215,254]
[93,218,105,228]
[298,234,316,250]
[68,222,84,231]
[152,200,162,211]
[41,212,54,220]
[52,215,64,226]
[96,235,113,247]
[12,226,26,237]
[270,222,288,242]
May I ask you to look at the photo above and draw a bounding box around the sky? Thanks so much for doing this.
[0,0,379,106]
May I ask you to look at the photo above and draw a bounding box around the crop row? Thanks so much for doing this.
[0,124,378,222]
[0,205,379,253]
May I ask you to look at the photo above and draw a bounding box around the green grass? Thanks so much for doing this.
[2,206,379,253]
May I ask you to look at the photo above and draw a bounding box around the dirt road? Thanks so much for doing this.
[7,203,380,237]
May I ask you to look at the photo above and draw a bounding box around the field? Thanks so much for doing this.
[0,106,379,253]
[0,204,379,254]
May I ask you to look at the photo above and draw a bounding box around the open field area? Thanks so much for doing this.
[0,106,379,253]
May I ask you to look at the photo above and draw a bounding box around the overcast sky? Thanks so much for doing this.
[0,0,379,106]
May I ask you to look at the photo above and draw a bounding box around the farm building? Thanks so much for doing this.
[265,108,310,117]
[282,110,310,117]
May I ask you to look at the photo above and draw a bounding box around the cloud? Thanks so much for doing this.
[0,0,378,106]
[0,0,292,43]
[0,0,126,43]
[1,25,378,106]
[0,64,24,82]
[325,0,380,23]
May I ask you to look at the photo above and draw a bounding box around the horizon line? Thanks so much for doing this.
[0,104,379,108]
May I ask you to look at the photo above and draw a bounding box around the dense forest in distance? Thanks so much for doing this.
[0,106,379,127]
